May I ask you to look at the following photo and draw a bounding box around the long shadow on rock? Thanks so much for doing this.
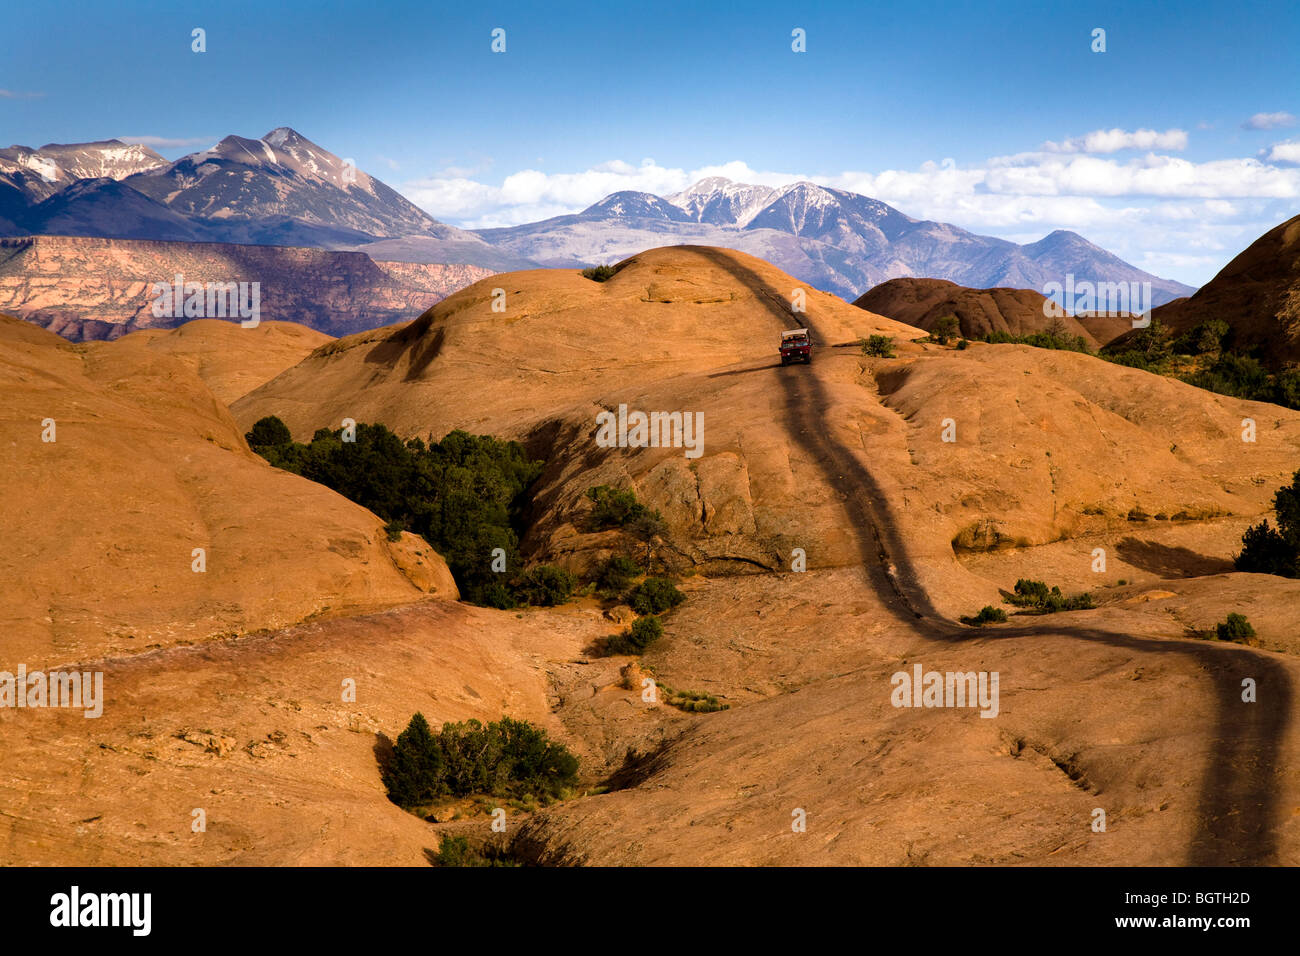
[1116,535,1236,578]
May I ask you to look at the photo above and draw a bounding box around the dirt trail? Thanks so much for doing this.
[690,245,1292,865]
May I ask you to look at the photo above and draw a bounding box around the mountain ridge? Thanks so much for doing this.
[0,131,1195,308]
[471,176,1195,305]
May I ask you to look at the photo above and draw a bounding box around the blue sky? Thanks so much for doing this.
[3,0,1298,285]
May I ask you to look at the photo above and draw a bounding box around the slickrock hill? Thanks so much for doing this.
[1152,214,1300,367]
[0,599,597,866]
[5,245,1300,868]
[236,246,1299,604]
[0,314,454,667]
[233,245,924,441]
[0,235,493,340]
[853,276,1131,348]
[116,320,334,405]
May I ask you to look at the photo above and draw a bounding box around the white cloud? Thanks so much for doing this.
[403,158,803,227]
[1264,140,1300,164]
[0,89,44,99]
[1041,128,1188,153]
[1243,111,1297,130]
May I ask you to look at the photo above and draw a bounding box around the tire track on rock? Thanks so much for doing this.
[689,245,1291,865]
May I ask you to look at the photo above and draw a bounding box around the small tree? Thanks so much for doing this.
[512,565,577,606]
[586,485,644,529]
[628,508,667,567]
[1131,318,1173,364]
[1215,613,1256,643]
[862,335,896,358]
[628,577,685,615]
[245,415,292,448]
[960,605,1007,627]
[606,615,664,655]
[594,555,641,596]
[381,713,444,806]
[1045,316,1069,341]
[932,315,960,345]
[1236,469,1300,577]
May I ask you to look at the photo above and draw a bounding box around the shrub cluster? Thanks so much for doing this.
[960,605,1007,626]
[605,615,664,655]
[594,555,642,597]
[585,485,667,566]
[628,577,685,615]
[1215,613,1256,643]
[662,687,729,713]
[245,418,544,607]
[1236,469,1300,577]
[1095,317,1300,411]
[1005,578,1095,613]
[511,565,577,606]
[861,334,896,358]
[431,834,520,867]
[382,713,579,808]
[981,323,1091,354]
[930,315,961,345]
[581,264,617,282]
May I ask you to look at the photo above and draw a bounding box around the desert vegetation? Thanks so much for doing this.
[605,615,665,655]
[960,605,1007,626]
[1103,318,1300,410]
[585,484,668,566]
[1214,613,1257,644]
[1004,578,1096,613]
[627,577,685,615]
[1236,469,1300,577]
[661,686,730,713]
[929,314,961,345]
[981,318,1091,353]
[245,417,549,606]
[431,834,521,867]
[593,555,642,597]
[861,334,896,357]
[381,713,579,810]
[965,311,1300,411]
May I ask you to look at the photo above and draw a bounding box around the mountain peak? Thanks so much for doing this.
[582,191,692,221]
[264,127,308,148]
[667,177,779,225]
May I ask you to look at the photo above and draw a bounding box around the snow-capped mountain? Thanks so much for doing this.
[0,128,535,266]
[0,140,166,196]
[666,176,779,225]
[474,176,1196,304]
[0,132,1196,305]
[122,128,445,244]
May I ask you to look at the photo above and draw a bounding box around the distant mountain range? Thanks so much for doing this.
[470,178,1195,305]
[0,130,521,264]
[0,128,1196,306]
